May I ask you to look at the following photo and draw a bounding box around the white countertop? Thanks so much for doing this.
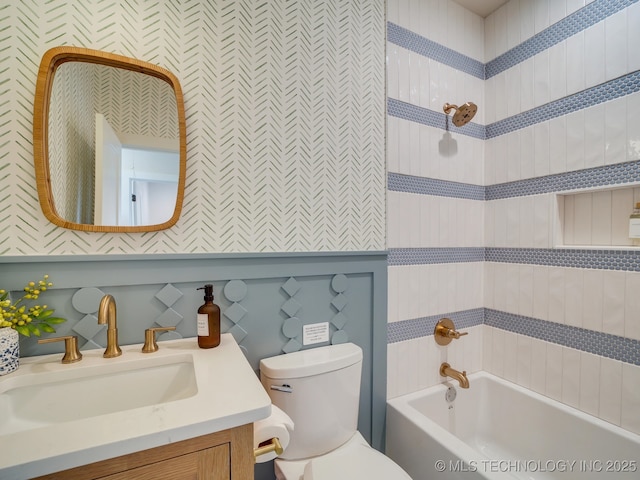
[0,334,272,479]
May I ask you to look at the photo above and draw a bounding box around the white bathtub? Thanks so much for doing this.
[386,372,640,480]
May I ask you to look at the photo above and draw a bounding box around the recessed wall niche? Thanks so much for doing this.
[554,184,640,248]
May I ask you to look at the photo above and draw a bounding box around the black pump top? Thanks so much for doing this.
[198,284,214,301]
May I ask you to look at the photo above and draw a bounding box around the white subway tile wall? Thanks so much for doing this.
[387,325,484,398]
[387,0,640,435]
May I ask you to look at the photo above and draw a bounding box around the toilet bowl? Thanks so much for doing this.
[260,343,412,480]
[274,432,411,480]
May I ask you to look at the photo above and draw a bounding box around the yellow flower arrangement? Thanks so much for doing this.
[0,275,66,337]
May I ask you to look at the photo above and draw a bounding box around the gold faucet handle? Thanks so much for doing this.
[434,318,468,345]
[38,335,83,364]
[449,330,468,339]
[142,326,176,353]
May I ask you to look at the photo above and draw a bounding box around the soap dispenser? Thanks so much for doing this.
[197,284,220,348]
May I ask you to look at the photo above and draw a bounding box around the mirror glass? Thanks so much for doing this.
[33,47,186,232]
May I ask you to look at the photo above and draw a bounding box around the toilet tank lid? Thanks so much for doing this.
[260,343,362,379]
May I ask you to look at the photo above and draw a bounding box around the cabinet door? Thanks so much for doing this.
[99,443,230,480]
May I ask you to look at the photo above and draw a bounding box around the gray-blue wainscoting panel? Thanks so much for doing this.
[0,252,388,451]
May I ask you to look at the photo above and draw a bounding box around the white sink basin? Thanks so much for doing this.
[0,355,197,435]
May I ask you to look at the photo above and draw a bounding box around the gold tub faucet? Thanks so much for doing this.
[98,294,122,358]
[440,362,469,388]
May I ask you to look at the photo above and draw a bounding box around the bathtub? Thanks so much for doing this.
[386,372,640,479]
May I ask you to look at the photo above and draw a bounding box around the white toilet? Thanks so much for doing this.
[259,343,412,480]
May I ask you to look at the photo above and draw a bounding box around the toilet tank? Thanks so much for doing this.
[260,343,363,460]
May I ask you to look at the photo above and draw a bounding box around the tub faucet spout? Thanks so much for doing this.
[98,294,122,358]
[440,362,469,388]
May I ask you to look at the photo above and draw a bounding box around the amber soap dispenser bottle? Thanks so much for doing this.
[197,284,220,348]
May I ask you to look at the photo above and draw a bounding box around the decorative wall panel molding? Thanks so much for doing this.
[223,279,249,347]
[0,251,388,450]
[0,0,385,255]
[281,277,303,353]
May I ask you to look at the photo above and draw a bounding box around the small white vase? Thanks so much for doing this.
[0,327,20,375]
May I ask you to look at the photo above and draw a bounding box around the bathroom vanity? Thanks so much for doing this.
[0,334,271,479]
[34,424,252,480]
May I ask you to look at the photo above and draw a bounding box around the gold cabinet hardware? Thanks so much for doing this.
[253,437,283,462]
[38,335,83,364]
[434,317,468,346]
[142,326,177,353]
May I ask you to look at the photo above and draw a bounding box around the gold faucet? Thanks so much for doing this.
[98,294,122,358]
[440,362,469,388]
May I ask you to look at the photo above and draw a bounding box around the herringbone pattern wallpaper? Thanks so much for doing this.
[0,0,385,255]
[48,63,180,224]
[48,62,95,224]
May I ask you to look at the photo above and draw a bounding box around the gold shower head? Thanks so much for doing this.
[443,102,477,127]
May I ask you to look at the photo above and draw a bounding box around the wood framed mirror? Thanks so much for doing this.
[33,46,186,232]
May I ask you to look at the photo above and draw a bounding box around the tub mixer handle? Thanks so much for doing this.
[434,318,468,346]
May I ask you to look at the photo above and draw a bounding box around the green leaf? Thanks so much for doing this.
[37,309,54,319]
[15,325,29,336]
[45,317,66,324]
[40,324,55,333]
[27,324,41,337]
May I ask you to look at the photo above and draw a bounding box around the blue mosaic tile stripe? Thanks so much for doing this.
[387,22,485,79]
[388,98,485,140]
[391,160,640,202]
[485,0,637,79]
[389,1,636,81]
[486,160,640,200]
[390,247,640,272]
[486,247,640,272]
[485,309,640,366]
[391,70,640,140]
[486,71,640,138]
[388,172,485,200]
[387,308,484,343]
[388,307,640,364]
[388,248,485,266]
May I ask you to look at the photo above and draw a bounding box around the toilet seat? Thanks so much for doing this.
[275,432,411,480]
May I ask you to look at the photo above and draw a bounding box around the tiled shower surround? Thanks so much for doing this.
[386,0,640,435]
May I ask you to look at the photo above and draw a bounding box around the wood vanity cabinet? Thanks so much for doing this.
[34,424,254,480]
